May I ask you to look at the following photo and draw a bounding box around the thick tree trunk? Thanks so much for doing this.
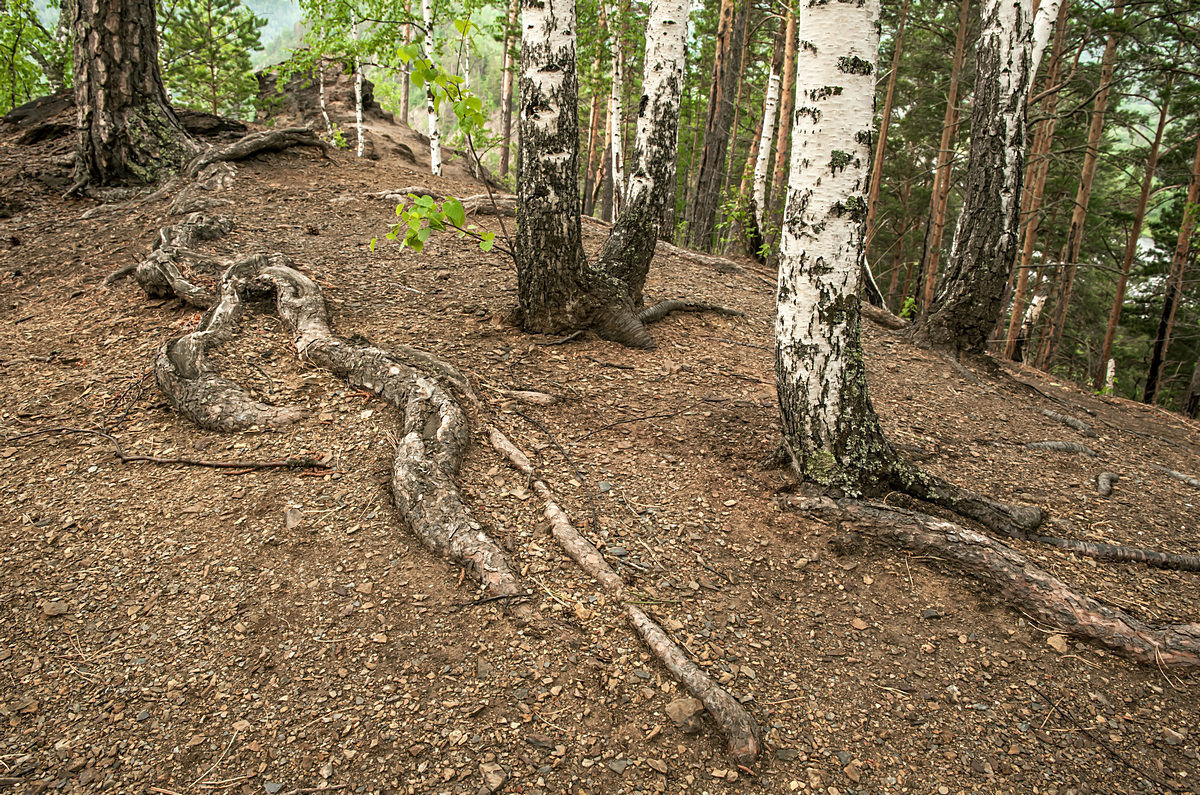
[1093,82,1170,388]
[1036,0,1122,370]
[422,0,441,176]
[71,0,193,187]
[685,0,748,251]
[776,0,899,494]
[911,0,1035,355]
[1003,0,1070,360]
[917,0,970,312]
[863,0,911,256]
[1144,131,1200,404]
[498,0,518,178]
[515,0,590,333]
[589,0,688,315]
[763,7,797,263]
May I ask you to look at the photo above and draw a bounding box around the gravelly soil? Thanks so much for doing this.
[1,104,1198,795]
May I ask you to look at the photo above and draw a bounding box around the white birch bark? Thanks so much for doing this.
[607,3,625,217]
[751,67,781,233]
[775,0,887,486]
[317,58,334,138]
[423,0,442,175]
[1029,0,1063,79]
[351,21,364,158]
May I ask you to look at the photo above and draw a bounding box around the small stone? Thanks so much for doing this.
[647,759,668,774]
[921,608,942,620]
[1047,634,1068,653]
[665,697,705,734]
[606,545,627,557]
[851,618,869,631]
[42,601,68,616]
[1163,727,1184,746]
[607,759,630,774]
[475,659,494,679]
[264,784,283,794]
[479,761,507,793]
[135,710,150,722]
[598,481,612,493]
[774,748,800,762]
[525,734,553,749]
[284,508,303,530]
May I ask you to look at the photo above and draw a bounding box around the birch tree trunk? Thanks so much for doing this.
[751,42,783,236]
[911,0,1036,354]
[1093,80,1171,389]
[423,0,442,176]
[917,0,970,312]
[71,0,194,188]
[317,58,334,137]
[775,0,898,493]
[515,0,590,333]
[763,6,797,262]
[1036,0,1122,369]
[400,6,411,126]
[1143,131,1200,404]
[498,0,519,178]
[606,1,626,219]
[1003,0,1070,360]
[352,20,364,158]
[590,0,688,312]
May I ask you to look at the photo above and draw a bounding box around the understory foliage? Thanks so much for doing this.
[160,0,267,117]
[1,0,71,110]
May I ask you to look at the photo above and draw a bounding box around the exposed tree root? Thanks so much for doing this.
[1041,408,1096,437]
[859,302,910,330]
[836,502,1200,667]
[1030,529,1200,572]
[489,427,762,765]
[137,250,519,598]
[1096,472,1118,497]
[1025,440,1098,457]
[135,248,220,307]
[1154,464,1200,490]
[185,127,329,178]
[638,300,746,325]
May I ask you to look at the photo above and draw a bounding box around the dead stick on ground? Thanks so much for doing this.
[488,426,761,765]
[6,426,330,471]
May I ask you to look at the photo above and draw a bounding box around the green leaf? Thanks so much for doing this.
[480,232,495,252]
[443,197,465,228]
[369,237,377,252]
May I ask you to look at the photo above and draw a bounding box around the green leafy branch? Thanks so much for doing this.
[372,194,510,258]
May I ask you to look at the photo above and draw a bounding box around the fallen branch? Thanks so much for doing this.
[838,502,1200,667]
[5,426,330,471]
[859,302,909,330]
[489,427,761,764]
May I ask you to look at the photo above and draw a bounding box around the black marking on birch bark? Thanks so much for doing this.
[138,251,518,597]
[837,501,1200,668]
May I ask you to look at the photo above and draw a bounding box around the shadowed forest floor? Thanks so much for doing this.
[1,107,1198,794]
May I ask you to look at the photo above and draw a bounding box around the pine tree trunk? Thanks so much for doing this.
[1143,131,1200,404]
[1093,81,1171,389]
[71,0,193,187]
[1184,352,1200,419]
[515,0,590,333]
[590,0,688,310]
[763,6,797,263]
[1003,0,1070,360]
[917,0,970,312]
[685,0,749,251]
[911,0,1035,355]
[498,0,518,177]
[1036,0,1122,369]
[423,0,441,176]
[776,0,898,494]
[863,0,911,255]
[581,61,604,210]
[584,96,609,216]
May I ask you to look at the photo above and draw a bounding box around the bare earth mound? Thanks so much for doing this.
[1,107,1198,794]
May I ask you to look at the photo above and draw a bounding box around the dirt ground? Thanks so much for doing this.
[1,105,1198,795]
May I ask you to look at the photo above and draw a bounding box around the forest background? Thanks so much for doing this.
[3,0,1198,415]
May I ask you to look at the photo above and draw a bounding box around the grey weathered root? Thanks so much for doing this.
[638,300,746,325]
[836,502,1200,668]
[1040,408,1096,437]
[185,127,329,177]
[489,427,762,766]
[1030,529,1200,572]
[141,252,519,597]
[1025,440,1098,457]
[1096,471,1118,497]
[1153,464,1200,490]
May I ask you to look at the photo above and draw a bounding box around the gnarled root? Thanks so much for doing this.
[185,127,329,177]
[638,299,746,325]
[838,502,1200,668]
[489,427,761,765]
[142,252,519,597]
